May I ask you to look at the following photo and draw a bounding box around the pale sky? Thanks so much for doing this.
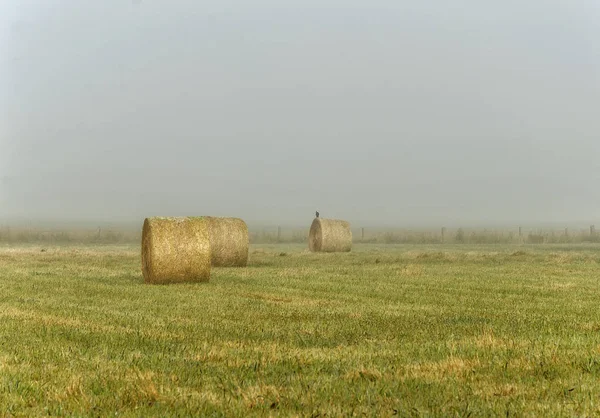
[1,1,599,226]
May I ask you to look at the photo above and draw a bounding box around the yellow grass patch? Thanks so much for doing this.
[53,375,88,404]
[0,306,185,341]
[276,267,320,278]
[549,281,576,290]
[120,370,161,406]
[473,383,526,400]
[397,264,424,277]
[245,292,294,304]
[469,328,531,352]
[548,253,574,265]
[475,328,508,350]
[237,384,281,409]
[403,356,480,381]
[344,367,383,382]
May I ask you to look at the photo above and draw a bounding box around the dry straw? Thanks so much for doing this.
[204,216,249,267]
[308,217,352,252]
[141,217,211,284]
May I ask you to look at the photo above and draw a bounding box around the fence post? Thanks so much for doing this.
[277,226,281,243]
[591,225,596,237]
[441,227,446,243]
[361,227,365,241]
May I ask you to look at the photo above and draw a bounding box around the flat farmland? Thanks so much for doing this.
[1,243,600,416]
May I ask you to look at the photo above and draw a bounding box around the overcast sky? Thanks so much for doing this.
[1,0,599,226]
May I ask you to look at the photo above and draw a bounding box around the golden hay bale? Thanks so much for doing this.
[141,217,211,284]
[204,216,249,267]
[308,217,352,252]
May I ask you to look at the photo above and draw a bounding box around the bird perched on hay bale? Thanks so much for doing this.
[315,211,319,218]
[308,217,352,252]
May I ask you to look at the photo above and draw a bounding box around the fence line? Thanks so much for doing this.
[0,224,598,245]
[247,225,600,245]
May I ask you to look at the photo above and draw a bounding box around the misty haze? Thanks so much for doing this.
[1,1,599,228]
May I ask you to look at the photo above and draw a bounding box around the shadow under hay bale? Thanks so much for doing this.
[308,217,352,253]
[141,217,211,284]
[204,216,249,267]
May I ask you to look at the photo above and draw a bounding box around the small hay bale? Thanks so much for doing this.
[141,217,211,284]
[204,216,249,267]
[308,217,352,252]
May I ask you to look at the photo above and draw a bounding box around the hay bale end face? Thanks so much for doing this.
[309,217,352,252]
[141,217,211,284]
[204,216,249,267]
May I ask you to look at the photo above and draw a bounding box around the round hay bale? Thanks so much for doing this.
[141,217,211,284]
[308,217,352,252]
[204,216,249,267]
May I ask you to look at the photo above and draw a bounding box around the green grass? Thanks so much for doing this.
[1,243,600,416]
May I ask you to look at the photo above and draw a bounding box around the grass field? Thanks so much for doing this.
[1,243,600,416]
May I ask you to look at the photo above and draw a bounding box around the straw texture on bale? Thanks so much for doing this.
[308,217,352,252]
[141,217,211,284]
[204,216,249,267]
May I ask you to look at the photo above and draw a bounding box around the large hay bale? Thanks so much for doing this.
[204,216,249,267]
[141,217,211,284]
[308,217,352,252]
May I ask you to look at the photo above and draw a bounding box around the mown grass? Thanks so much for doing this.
[1,243,600,416]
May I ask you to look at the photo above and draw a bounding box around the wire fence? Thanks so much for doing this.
[0,224,598,245]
